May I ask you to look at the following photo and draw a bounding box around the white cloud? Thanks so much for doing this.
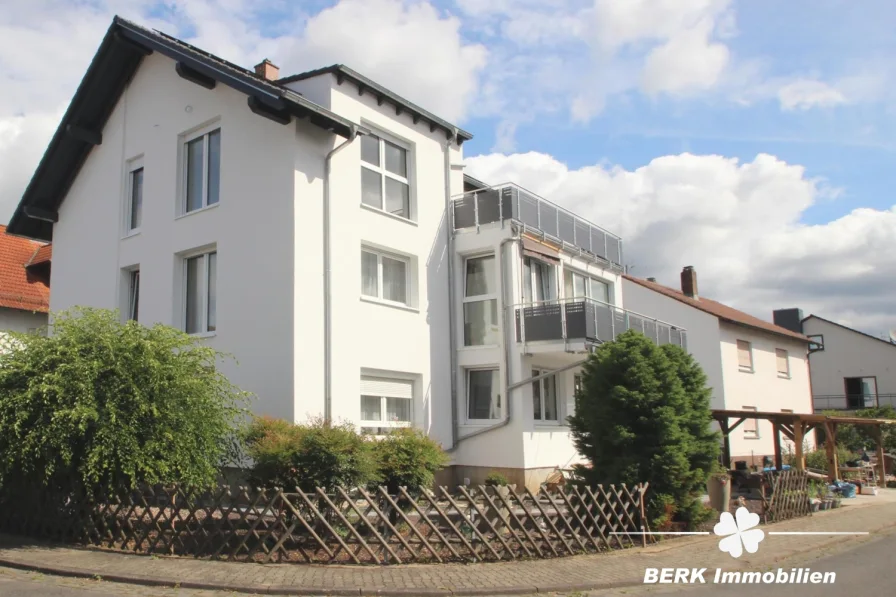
[777,79,847,111]
[0,0,487,221]
[279,0,487,123]
[465,150,896,335]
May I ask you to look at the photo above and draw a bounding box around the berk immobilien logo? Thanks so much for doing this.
[632,507,868,585]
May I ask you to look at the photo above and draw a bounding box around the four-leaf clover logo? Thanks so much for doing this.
[714,506,765,558]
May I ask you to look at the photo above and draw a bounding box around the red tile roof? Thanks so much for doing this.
[0,225,50,313]
[623,274,808,342]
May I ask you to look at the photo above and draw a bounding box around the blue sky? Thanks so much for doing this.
[1,0,895,333]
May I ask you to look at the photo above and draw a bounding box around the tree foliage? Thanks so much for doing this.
[822,406,896,454]
[568,330,719,527]
[0,308,249,495]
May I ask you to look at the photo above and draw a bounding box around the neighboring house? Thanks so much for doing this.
[7,17,686,490]
[0,225,50,341]
[623,268,815,465]
[773,309,896,411]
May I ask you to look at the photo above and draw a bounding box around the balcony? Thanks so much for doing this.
[813,394,896,411]
[513,298,687,350]
[453,183,624,270]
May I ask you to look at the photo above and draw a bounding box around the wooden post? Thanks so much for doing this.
[824,422,839,481]
[871,425,886,486]
[719,418,732,469]
[793,422,805,470]
[773,421,783,470]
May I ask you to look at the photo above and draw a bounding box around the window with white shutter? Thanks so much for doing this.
[360,376,413,435]
[776,349,790,378]
[737,340,753,371]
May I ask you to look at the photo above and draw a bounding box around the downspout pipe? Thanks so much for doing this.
[449,230,521,448]
[324,125,361,422]
[444,133,460,449]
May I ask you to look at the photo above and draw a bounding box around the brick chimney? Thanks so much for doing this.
[254,59,279,81]
[680,266,698,299]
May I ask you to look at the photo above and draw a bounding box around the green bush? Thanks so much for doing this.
[804,446,856,472]
[825,406,896,453]
[243,417,378,491]
[568,330,719,529]
[0,308,249,495]
[372,427,449,495]
[484,472,509,487]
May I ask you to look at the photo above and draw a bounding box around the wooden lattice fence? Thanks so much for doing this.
[763,469,811,523]
[0,482,651,564]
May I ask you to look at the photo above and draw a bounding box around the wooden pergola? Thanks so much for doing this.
[712,409,896,483]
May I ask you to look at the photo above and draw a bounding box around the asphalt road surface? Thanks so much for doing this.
[1,528,894,596]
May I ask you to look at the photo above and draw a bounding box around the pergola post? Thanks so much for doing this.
[824,422,839,481]
[719,418,731,469]
[793,422,805,470]
[870,425,886,486]
[773,421,783,470]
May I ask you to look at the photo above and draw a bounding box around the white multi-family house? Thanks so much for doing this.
[8,17,687,489]
[773,309,896,412]
[624,270,815,466]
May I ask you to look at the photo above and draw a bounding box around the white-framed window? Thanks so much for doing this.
[532,369,559,422]
[523,257,556,303]
[743,406,759,438]
[183,250,217,334]
[182,127,221,214]
[127,269,140,322]
[360,133,411,220]
[776,348,790,378]
[737,340,753,372]
[466,368,501,421]
[563,270,611,304]
[361,247,410,306]
[360,376,413,435]
[125,158,143,233]
[463,255,499,346]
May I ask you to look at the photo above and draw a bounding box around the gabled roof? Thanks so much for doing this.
[279,65,474,145]
[802,314,896,349]
[7,16,363,242]
[624,275,809,342]
[0,226,50,314]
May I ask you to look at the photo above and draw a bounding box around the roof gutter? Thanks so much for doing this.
[324,124,362,422]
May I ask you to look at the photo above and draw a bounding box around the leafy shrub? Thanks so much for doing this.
[484,472,509,487]
[243,417,378,491]
[804,446,856,472]
[568,331,719,529]
[0,308,249,495]
[372,427,449,495]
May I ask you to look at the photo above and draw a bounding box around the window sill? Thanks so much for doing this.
[176,202,219,221]
[360,203,417,226]
[778,374,791,380]
[743,435,761,440]
[188,331,217,339]
[121,229,141,240]
[360,296,419,313]
[459,344,501,350]
[739,367,755,374]
[534,423,567,429]
[461,421,504,428]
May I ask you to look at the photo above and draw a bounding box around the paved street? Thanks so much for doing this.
[2,527,894,596]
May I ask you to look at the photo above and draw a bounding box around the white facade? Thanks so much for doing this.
[623,277,815,463]
[801,316,896,411]
[34,25,687,490]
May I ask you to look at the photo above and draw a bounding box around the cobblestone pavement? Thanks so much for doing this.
[0,493,894,596]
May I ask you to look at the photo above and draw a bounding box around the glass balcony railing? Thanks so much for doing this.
[513,298,687,349]
[453,184,624,269]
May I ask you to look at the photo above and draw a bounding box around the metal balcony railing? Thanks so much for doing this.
[513,297,687,349]
[453,183,624,269]
[813,394,896,411]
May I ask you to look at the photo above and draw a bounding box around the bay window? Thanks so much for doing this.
[463,255,498,346]
[563,270,611,304]
[532,369,558,422]
[467,368,501,421]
